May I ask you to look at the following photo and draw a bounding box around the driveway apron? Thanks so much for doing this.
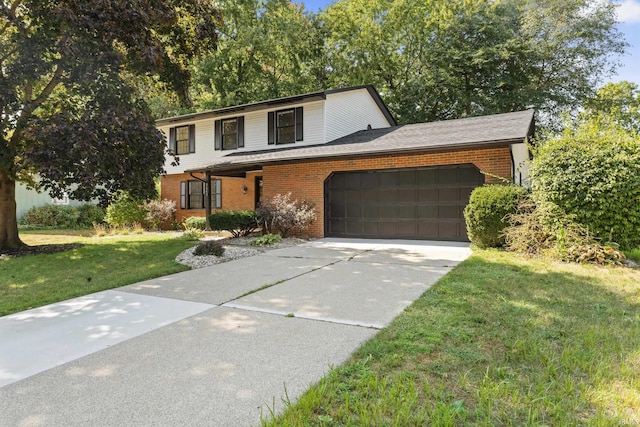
[0,238,471,427]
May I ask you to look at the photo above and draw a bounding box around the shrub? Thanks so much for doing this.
[208,210,258,237]
[257,193,316,238]
[184,216,207,230]
[531,125,640,248]
[76,203,105,227]
[193,240,225,257]
[464,184,528,248]
[144,199,176,230]
[182,227,205,240]
[251,233,282,246]
[105,192,146,227]
[21,204,77,228]
[503,197,626,265]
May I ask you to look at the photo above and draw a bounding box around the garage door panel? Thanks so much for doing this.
[325,164,484,241]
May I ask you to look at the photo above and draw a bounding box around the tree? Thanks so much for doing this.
[321,0,626,126]
[191,0,326,110]
[580,81,640,135]
[0,0,220,249]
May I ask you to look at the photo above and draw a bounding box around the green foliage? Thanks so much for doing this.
[580,81,640,135]
[0,0,221,249]
[321,0,624,126]
[257,193,316,238]
[464,185,528,248]
[181,227,206,240]
[208,210,258,238]
[105,192,147,227]
[251,233,282,246]
[193,240,225,257]
[184,216,207,230]
[531,125,640,248]
[191,0,325,110]
[20,203,105,228]
[76,204,106,227]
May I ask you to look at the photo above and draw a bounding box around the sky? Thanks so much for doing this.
[297,0,640,88]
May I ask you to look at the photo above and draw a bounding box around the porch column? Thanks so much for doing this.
[204,171,212,230]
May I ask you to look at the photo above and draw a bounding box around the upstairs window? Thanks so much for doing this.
[268,107,303,145]
[215,117,244,150]
[169,124,195,155]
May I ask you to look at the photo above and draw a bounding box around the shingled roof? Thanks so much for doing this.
[187,109,535,175]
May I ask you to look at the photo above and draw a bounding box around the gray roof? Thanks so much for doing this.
[156,85,396,126]
[187,109,535,175]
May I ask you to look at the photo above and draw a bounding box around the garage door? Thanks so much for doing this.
[325,164,484,241]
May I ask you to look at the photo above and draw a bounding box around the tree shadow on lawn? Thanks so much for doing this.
[0,243,84,258]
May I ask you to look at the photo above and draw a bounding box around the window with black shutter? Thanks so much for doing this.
[215,117,244,150]
[268,107,303,145]
[169,124,195,155]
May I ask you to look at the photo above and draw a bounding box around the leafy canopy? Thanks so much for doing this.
[0,0,221,202]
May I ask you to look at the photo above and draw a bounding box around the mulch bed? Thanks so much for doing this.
[0,243,84,259]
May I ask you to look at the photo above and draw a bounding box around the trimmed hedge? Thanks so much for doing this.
[208,210,258,237]
[464,184,528,248]
[184,216,207,230]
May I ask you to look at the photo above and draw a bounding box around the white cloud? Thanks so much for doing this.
[617,0,640,23]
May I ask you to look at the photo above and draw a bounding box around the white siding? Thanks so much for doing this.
[162,100,326,174]
[15,182,84,219]
[511,142,530,187]
[161,118,215,175]
[324,88,393,142]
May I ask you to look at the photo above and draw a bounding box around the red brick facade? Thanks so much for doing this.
[161,146,512,236]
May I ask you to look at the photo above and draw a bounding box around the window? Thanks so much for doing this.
[180,178,222,210]
[51,192,69,205]
[215,117,244,150]
[268,107,303,145]
[169,124,195,155]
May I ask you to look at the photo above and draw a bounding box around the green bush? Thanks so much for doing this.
[251,233,282,246]
[193,240,225,257]
[531,125,640,248]
[184,216,207,230]
[76,203,106,227]
[20,203,104,228]
[464,184,528,248]
[182,227,205,240]
[208,210,258,238]
[105,192,146,227]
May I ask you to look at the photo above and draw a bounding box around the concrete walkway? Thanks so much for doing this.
[0,238,471,427]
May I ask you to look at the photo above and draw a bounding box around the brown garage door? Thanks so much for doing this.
[324,164,484,241]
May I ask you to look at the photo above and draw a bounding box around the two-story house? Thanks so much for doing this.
[157,85,534,241]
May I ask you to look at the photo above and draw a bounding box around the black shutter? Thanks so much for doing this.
[295,107,303,141]
[238,116,244,148]
[188,124,196,153]
[268,111,275,145]
[214,120,222,150]
[169,127,177,154]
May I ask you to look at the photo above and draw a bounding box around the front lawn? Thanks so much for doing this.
[263,250,640,426]
[0,231,194,316]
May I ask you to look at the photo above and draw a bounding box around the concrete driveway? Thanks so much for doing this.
[0,238,471,427]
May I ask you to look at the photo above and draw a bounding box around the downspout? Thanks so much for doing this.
[509,145,518,185]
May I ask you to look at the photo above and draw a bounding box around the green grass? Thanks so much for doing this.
[263,249,640,426]
[0,231,195,316]
[626,248,640,263]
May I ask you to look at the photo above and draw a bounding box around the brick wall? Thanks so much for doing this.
[262,146,513,238]
[162,146,512,235]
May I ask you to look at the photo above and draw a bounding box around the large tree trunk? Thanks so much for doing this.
[0,170,25,250]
